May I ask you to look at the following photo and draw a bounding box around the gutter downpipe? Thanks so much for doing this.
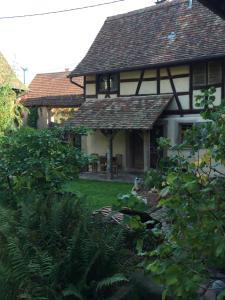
[70,77,84,90]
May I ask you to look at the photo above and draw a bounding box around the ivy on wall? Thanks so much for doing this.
[27,107,38,128]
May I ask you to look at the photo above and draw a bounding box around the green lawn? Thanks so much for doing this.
[63,179,132,210]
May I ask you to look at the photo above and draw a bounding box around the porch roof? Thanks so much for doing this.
[66,95,172,130]
[22,95,84,107]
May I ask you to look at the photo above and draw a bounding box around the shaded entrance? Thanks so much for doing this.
[128,131,144,170]
[150,125,164,168]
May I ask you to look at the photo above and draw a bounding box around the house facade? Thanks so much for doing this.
[67,0,225,178]
[21,71,83,128]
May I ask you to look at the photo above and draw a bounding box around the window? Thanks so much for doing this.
[193,63,207,87]
[97,73,118,93]
[179,123,193,143]
[193,62,222,88]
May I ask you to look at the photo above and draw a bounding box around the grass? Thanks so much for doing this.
[63,179,132,210]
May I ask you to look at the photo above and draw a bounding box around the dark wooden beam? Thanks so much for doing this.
[135,70,145,96]
[167,67,183,117]
[157,69,160,95]
[222,61,225,102]
[189,64,193,109]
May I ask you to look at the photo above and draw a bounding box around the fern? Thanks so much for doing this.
[96,274,129,291]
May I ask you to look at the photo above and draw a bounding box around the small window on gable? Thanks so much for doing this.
[193,63,207,87]
[97,73,118,94]
[208,61,222,85]
[109,74,118,92]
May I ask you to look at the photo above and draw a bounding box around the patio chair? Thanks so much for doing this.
[89,153,99,172]
[115,154,123,170]
[99,155,107,172]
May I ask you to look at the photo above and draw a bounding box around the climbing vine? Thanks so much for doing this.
[27,107,38,128]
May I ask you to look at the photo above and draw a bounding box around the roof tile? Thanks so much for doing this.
[70,0,225,76]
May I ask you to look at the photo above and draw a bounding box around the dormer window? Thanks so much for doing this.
[97,73,118,93]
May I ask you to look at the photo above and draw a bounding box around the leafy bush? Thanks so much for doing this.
[0,127,88,204]
[145,89,225,299]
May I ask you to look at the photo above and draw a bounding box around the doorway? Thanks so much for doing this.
[128,131,144,170]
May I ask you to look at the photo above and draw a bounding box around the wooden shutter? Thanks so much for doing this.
[192,63,207,87]
[208,61,222,85]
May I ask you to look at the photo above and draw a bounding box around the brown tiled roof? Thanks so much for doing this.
[0,52,26,91]
[21,71,83,107]
[66,95,172,129]
[70,0,225,77]
[198,0,225,19]
[22,95,84,107]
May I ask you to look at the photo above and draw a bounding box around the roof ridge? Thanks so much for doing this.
[106,0,187,22]
[35,71,70,76]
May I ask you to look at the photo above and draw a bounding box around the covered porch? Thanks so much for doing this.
[66,95,172,179]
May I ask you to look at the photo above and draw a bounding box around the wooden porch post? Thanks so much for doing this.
[101,130,117,180]
[143,130,150,172]
[107,131,113,179]
[47,108,52,127]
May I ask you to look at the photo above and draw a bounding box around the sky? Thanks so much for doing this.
[0,0,155,84]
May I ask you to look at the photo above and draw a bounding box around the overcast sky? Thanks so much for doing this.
[0,0,155,84]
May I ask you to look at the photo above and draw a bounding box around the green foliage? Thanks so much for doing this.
[96,273,129,291]
[144,168,164,190]
[0,84,16,134]
[0,83,26,134]
[0,193,133,300]
[0,127,137,300]
[145,89,225,299]
[27,107,38,128]
[0,127,88,203]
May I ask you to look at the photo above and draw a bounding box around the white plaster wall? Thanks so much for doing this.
[139,81,157,94]
[160,68,168,77]
[171,65,189,76]
[120,71,141,79]
[86,83,96,95]
[37,107,48,129]
[97,94,118,99]
[144,69,157,78]
[179,95,190,109]
[174,77,189,92]
[166,98,178,110]
[120,82,138,95]
[160,79,173,93]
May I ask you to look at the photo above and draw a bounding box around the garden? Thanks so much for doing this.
[1,84,225,299]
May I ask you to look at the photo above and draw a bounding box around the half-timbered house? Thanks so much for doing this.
[67,0,225,178]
